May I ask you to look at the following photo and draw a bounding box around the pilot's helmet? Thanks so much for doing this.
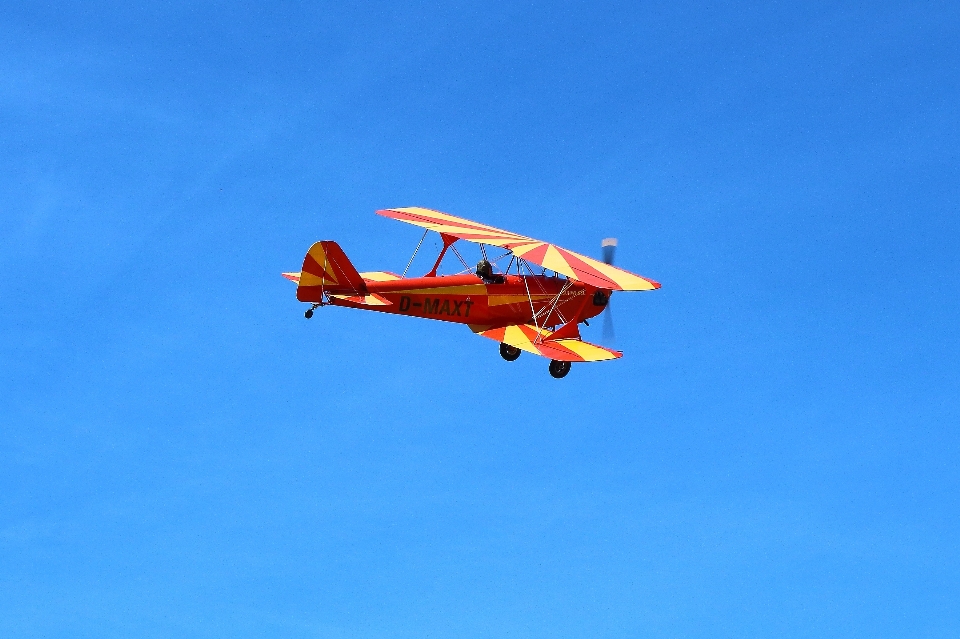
[476,259,492,278]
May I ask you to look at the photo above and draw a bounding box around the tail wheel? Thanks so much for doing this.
[548,360,571,378]
[499,343,521,361]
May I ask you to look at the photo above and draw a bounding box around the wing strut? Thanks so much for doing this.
[425,233,458,277]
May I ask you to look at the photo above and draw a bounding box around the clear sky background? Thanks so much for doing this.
[2,1,959,637]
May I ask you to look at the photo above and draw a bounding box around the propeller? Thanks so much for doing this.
[601,238,617,343]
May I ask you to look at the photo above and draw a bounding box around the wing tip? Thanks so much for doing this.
[618,276,661,291]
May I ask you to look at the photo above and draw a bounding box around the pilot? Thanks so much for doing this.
[475,259,505,284]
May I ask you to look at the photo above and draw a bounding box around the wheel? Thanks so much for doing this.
[499,343,521,361]
[548,360,571,378]
[304,308,314,319]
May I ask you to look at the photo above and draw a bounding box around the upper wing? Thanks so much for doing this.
[470,323,622,362]
[377,207,660,291]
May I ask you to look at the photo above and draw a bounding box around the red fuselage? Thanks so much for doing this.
[325,274,609,328]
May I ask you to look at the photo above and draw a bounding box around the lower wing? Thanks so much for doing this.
[470,323,622,362]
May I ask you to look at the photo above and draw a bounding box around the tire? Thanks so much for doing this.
[548,360,571,378]
[499,343,521,361]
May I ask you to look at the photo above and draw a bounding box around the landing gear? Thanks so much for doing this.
[304,303,321,319]
[499,343,521,361]
[549,360,571,378]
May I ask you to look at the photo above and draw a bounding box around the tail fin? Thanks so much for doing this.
[296,241,366,302]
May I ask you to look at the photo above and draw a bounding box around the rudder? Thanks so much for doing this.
[296,241,366,302]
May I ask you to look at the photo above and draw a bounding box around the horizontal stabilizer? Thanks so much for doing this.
[360,271,402,282]
[470,323,621,362]
[327,293,393,306]
[286,256,388,290]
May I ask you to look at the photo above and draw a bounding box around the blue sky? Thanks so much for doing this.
[1,1,958,637]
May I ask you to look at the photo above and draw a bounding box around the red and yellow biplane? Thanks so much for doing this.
[283,207,660,378]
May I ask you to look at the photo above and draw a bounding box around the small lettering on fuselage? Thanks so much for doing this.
[399,296,473,317]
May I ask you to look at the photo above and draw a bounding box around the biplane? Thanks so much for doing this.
[283,207,660,378]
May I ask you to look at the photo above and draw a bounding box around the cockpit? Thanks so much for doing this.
[475,259,506,284]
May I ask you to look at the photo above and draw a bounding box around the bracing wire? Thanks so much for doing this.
[450,244,471,270]
[321,250,328,303]
[401,230,428,278]
[540,279,571,335]
[450,249,512,276]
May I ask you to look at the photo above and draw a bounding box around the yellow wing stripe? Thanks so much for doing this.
[553,339,619,361]
[540,244,573,275]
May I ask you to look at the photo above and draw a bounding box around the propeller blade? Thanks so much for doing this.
[601,237,617,265]
[602,302,615,343]
[599,239,618,343]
